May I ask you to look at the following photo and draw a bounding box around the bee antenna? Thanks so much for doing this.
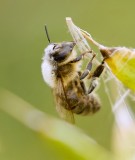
[45,25,51,43]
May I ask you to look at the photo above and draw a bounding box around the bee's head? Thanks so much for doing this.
[43,25,76,62]
[44,42,76,62]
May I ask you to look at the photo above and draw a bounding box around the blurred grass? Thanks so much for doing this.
[0,89,115,160]
[0,0,135,159]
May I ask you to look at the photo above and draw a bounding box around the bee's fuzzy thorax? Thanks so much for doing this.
[41,43,80,88]
[41,59,56,88]
[41,44,57,88]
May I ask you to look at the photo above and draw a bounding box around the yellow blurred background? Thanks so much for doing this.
[0,0,135,159]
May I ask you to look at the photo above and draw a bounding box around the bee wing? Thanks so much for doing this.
[56,104,75,124]
[54,77,75,124]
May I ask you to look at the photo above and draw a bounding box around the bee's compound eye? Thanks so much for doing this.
[53,43,63,50]
[53,44,56,50]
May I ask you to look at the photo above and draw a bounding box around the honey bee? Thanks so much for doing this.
[41,26,104,123]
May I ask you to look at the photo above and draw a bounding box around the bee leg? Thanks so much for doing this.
[80,80,87,94]
[88,61,105,94]
[70,50,92,63]
[79,53,96,80]
[77,71,86,94]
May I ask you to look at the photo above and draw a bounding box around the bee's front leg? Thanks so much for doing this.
[70,50,92,63]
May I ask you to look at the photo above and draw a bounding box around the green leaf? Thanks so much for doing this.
[100,47,135,91]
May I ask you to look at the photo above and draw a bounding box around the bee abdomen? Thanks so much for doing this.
[72,94,101,116]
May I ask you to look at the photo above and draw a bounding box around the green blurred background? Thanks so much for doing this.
[0,0,135,159]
